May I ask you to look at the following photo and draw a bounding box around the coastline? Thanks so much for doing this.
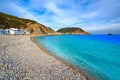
[0,35,93,80]
[31,35,94,80]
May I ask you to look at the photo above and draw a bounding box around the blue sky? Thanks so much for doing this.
[0,0,120,34]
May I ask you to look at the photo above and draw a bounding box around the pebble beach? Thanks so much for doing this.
[0,35,91,80]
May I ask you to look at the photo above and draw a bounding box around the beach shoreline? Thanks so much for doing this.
[0,35,93,80]
[31,35,94,80]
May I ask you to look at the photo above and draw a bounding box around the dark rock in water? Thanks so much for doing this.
[108,33,113,35]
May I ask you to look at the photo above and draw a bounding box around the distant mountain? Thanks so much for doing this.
[57,27,89,34]
[0,12,55,35]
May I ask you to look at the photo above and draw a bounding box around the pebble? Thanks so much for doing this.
[0,35,89,80]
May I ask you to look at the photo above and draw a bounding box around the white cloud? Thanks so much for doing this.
[12,5,36,20]
[0,0,120,33]
[86,0,120,19]
[82,23,120,34]
[0,1,37,20]
[44,2,79,25]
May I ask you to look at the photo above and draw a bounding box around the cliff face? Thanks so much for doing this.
[57,27,89,34]
[0,12,90,35]
[26,22,55,35]
[0,12,55,35]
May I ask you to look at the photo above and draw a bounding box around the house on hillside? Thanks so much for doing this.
[0,29,4,34]
[0,29,8,35]
[6,29,10,34]
[9,28,24,35]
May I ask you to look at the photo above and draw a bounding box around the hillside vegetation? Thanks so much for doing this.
[0,12,55,35]
[57,27,89,34]
[0,12,89,35]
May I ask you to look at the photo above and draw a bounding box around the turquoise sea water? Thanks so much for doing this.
[34,35,120,80]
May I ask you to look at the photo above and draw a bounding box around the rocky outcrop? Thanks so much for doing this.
[57,27,89,34]
[0,12,55,35]
[0,12,90,35]
[25,22,55,35]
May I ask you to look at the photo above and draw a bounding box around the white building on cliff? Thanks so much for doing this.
[9,28,24,35]
[0,29,8,34]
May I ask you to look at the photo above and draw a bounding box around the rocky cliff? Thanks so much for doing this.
[57,27,89,34]
[25,22,55,35]
[0,12,90,35]
[0,12,55,35]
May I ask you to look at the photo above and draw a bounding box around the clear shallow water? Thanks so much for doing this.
[34,35,120,80]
